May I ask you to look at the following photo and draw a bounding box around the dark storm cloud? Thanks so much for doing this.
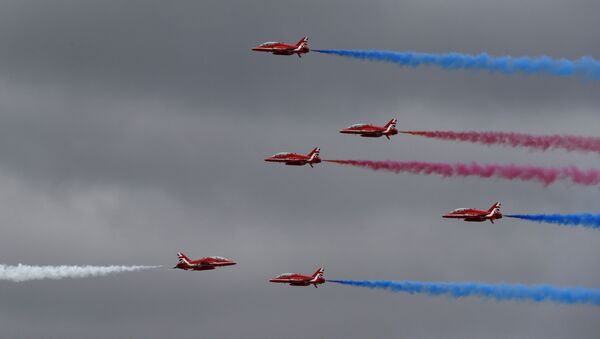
[0,1,599,338]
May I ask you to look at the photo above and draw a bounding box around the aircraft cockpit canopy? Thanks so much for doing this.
[348,124,367,128]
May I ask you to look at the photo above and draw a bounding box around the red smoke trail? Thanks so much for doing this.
[324,160,600,187]
[400,131,600,154]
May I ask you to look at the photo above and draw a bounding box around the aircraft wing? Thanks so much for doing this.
[465,211,487,217]
[271,46,294,51]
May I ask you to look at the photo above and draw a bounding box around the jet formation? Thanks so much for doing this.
[176,38,510,289]
[173,253,326,288]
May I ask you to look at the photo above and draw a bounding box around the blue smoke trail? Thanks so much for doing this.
[507,214,600,229]
[313,50,600,79]
[328,280,600,306]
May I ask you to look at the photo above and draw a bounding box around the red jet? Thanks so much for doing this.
[264,147,321,167]
[269,267,325,288]
[251,36,309,57]
[173,252,237,271]
[443,202,502,223]
[339,118,398,140]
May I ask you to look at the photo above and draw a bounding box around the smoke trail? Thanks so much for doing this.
[401,131,600,154]
[313,50,600,79]
[328,280,600,306]
[0,264,161,282]
[507,214,600,230]
[324,160,600,187]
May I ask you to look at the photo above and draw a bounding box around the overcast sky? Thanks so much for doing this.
[0,1,599,338]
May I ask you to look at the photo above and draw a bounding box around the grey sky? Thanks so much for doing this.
[0,1,599,338]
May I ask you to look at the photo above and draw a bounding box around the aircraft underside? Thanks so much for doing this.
[191,266,216,271]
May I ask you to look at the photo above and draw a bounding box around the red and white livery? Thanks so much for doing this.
[339,118,398,140]
[443,202,503,224]
[251,36,309,58]
[173,252,237,271]
[269,267,325,288]
[264,147,321,167]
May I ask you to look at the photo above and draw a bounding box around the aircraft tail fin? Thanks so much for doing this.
[307,147,320,161]
[384,118,397,129]
[487,201,501,213]
[295,36,308,48]
[311,267,324,282]
[486,202,502,221]
[177,252,191,264]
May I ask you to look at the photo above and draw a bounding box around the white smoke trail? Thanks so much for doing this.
[0,264,161,282]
